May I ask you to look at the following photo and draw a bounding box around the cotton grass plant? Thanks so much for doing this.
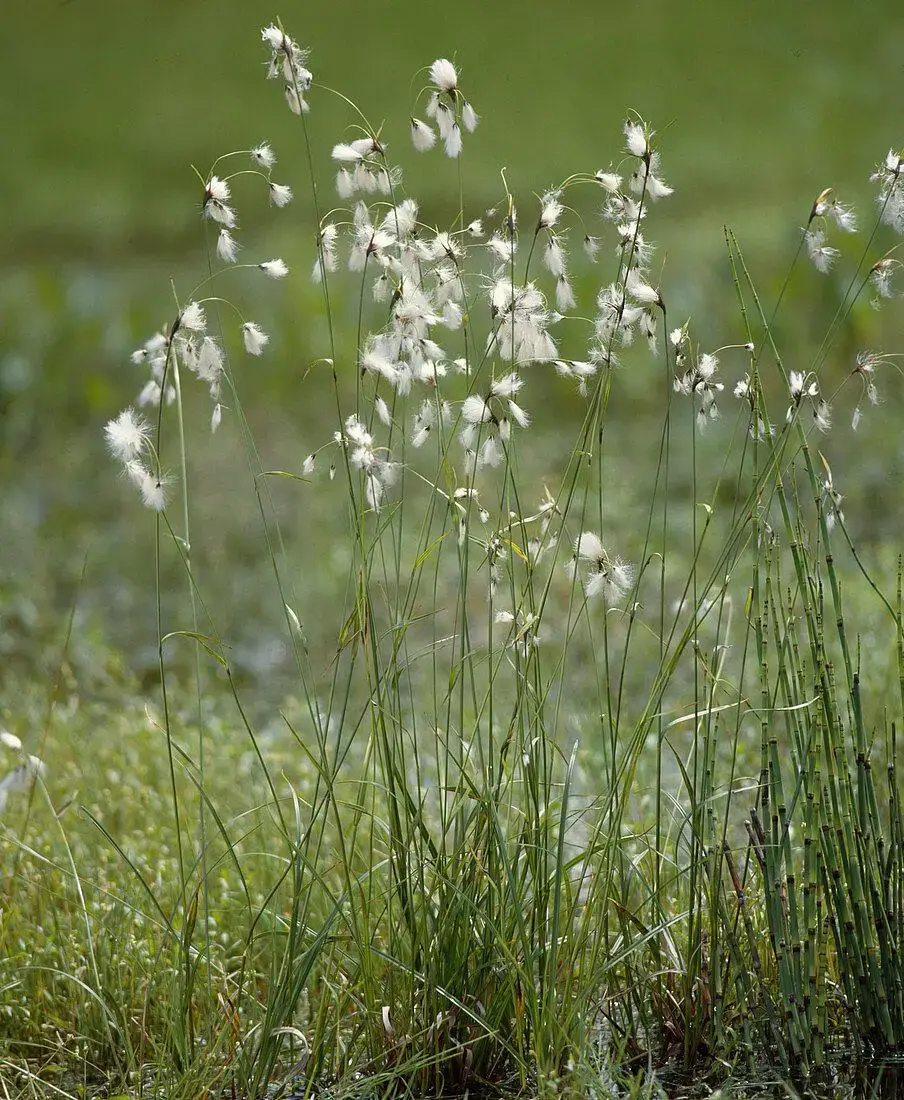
[4,19,904,1099]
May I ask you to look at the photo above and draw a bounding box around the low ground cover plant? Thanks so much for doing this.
[4,21,904,1100]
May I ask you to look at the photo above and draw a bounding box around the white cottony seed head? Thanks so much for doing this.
[429,58,458,92]
[205,176,230,204]
[104,408,149,462]
[242,321,269,355]
[490,373,523,399]
[195,336,224,384]
[259,258,289,278]
[462,394,492,424]
[595,170,622,193]
[624,119,649,158]
[410,118,437,151]
[179,301,207,332]
[126,461,169,511]
[539,192,563,229]
[217,229,239,263]
[574,531,606,561]
[252,143,276,168]
[443,122,463,158]
[804,227,839,273]
[0,755,46,811]
[269,182,293,207]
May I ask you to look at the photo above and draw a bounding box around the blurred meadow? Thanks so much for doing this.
[2,0,903,694]
[4,2,904,1095]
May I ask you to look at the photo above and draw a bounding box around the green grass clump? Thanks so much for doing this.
[4,18,904,1100]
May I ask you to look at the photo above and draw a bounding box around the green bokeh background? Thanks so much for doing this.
[3,1,900,254]
[2,0,902,699]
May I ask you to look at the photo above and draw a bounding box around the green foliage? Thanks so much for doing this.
[5,9,904,1100]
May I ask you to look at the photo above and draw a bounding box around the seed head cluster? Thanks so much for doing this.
[105,22,904,605]
[106,131,295,507]
[409,59,479,159]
